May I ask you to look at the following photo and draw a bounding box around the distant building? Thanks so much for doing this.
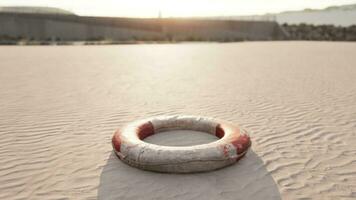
[0,6,287,42]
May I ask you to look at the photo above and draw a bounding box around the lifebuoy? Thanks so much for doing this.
[112,116,251,173]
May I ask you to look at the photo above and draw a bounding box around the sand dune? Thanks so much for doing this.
[0,42,355,199]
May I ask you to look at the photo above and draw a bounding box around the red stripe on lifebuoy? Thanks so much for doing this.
[215,124,225,138]
[231,134,251,154]
[112,130,122,152]
[137,121,155,140]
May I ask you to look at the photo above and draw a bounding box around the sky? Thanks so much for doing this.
[1,0,356,17]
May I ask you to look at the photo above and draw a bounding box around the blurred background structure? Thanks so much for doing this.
[0,6,286,44]
[0,3,355,44]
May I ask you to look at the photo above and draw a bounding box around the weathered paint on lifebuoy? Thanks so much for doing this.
[112,115,251,173]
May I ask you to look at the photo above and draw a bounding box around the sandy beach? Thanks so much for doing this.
[0,42,355,199]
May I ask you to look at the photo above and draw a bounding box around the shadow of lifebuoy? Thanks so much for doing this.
[98,150,281,200]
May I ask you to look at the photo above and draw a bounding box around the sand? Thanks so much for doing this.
[0,42,355,200]
[144,130,219,146]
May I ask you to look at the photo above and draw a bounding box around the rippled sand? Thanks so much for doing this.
[0,42,355,200]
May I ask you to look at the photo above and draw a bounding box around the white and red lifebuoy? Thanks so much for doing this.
[112,116,251,173]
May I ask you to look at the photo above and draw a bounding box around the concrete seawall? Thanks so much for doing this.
[0,13,287,41]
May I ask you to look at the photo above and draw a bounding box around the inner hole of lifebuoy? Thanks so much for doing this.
[145,130,220,147]
[138,121,225,147]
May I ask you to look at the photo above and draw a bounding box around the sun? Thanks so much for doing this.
[159,1,220,17]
